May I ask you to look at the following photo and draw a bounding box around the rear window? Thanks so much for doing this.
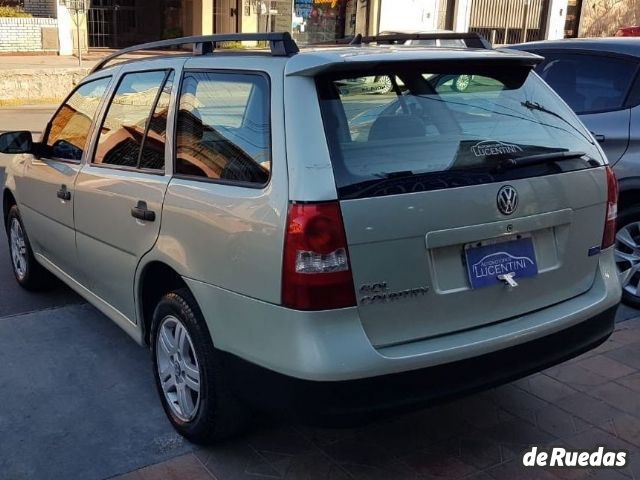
[317,63,605,199]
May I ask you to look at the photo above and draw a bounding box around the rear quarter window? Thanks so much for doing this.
[175,71,271,186]
[535,52,639,114]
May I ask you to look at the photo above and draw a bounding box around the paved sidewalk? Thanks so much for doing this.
[113,318,640,480]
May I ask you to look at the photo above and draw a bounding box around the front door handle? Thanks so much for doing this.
[592,132,606,143]
[56,185,71,201]
[131,200,156,222]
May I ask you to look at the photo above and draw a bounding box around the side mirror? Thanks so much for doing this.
[0,131,33,154]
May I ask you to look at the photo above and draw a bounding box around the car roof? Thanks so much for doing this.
[509,37,640,57]
[82,43,542,83]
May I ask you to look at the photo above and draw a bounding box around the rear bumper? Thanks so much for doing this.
[186,248,621,382]
[223,305,616,419]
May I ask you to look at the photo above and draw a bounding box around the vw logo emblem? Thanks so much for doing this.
[497,185,518,215]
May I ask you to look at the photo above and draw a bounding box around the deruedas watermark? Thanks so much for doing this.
[523,446,627,468]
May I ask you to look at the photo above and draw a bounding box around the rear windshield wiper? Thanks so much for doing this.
[500,151,587,169]
[521,100,595,145]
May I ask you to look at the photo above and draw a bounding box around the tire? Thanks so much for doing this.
[453,74,472,92]
[615,206,640,307]
[5,205,52,291]
[151,288,250,444]
[376,76,394,94]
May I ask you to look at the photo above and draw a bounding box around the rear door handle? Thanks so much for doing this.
[592,132,606,142]
[56,185,71,201]
[131,200,156,222]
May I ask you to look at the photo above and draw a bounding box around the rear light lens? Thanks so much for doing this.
[602,166,618,249]
[282,202,357,310]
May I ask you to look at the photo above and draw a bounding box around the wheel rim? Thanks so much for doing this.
[156,315,201,422]
[615,221,640,296]
[455,75,471,91]
[379,76,393,93]
[9,218,27,281]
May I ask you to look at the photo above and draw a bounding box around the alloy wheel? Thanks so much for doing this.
[454,74,471,92]
[9,218,27,281]
[156,315,202,422]
[615,221,640,296]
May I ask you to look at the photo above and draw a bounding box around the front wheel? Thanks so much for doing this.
[615,207,640,307]
[151,288,250,444]
[5,205,52,291]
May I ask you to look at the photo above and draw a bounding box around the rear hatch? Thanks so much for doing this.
[317,61,608,348]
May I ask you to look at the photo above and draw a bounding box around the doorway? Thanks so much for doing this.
[215,0,239,33]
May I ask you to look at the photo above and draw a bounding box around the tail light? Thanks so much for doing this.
[282,202,356,310]
[601,166,618,249]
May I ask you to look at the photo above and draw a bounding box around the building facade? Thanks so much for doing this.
[18,0,616,55]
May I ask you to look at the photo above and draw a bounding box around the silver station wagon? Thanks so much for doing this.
[0,32,622,443]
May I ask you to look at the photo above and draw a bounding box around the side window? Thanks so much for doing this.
[45,77,111,161]
[94,70,172,170]
[175,71,270,185]
[536,53,638,114]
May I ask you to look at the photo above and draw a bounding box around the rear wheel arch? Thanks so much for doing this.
[618,182,640,214]
[138,261,193,345]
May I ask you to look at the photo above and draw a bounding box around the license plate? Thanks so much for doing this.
[465,236,538,289]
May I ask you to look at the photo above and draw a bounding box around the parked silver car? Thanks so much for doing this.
[1,32,621,444]
[511,38,640,307]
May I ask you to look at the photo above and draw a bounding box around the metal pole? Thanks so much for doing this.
[76,9,83,67]
[521,0,530,43]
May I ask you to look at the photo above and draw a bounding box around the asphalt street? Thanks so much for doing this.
[0,106,639,480]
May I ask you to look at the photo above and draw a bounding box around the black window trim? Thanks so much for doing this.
[530,48,640,115]
[90,68,174,175]
[173,68,273,190]
[41,74,113,164]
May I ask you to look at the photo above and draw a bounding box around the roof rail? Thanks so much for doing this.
[353,32,492,49]
[90,32,299,74]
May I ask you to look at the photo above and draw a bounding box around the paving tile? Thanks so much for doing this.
[615,372,640,393]
[457,436,504,470]
[246,424,317,456]
[517,374,578,403]
[610,327,640,345]
[534,404,590,439]
[136,454,212,480]
[282,453,351,480]
[492,384,551,422]
[610,413,640,448]
[199,440,281,480]
[485,459,559,480]
[401,450,479,479]
[317,436,398,468]
[553,392,620,425]
[341,460,421,480]
[576,355,637,380]
[605,345,640,370]
[589,382,640,417]
[544,363,610,391]
[445,391,515,429]
[471,416,557,447]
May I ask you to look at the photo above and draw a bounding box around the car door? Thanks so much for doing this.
[74,62,180,323]
[16,76,112,280]
[533,50,638,164]
[615,73,640,179]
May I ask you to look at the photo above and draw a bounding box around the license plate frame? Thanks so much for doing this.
[465,235,538,289]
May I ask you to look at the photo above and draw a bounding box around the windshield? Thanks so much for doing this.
[317,63,605,199]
